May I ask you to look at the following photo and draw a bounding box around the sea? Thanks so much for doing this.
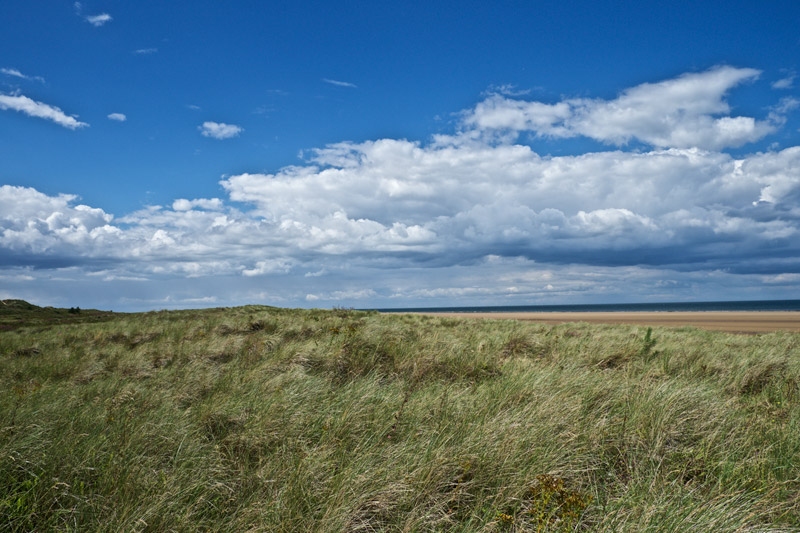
[373,299,800,314]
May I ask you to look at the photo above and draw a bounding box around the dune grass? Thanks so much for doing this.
[1,305,799,531]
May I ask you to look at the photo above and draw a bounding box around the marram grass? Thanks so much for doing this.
[1,305,799,531]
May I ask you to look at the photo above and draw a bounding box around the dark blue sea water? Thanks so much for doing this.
[373,299,800,313]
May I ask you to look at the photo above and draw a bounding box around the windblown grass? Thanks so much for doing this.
[1,305,799,531]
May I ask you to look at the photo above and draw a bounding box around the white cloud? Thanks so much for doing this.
[242,259,292,277]
[2,67,800,310]
[198,121,243,139]
[772,97,800,115]
[86,13,112,26]
[322,78,357,88]
[171,198,223,211]
[464,66,773,150]
[0,93,88,129]
[133,48,158,55]
[772,72,796,89]
[1,67,45,84]
[305,289,376,302]
[484,84,533,97]
[219,140,797,264]
[107,113,126,122]
[8,144,798,273]
[762,273,800,284]
[0,185,115,257]
[1,68,25,79]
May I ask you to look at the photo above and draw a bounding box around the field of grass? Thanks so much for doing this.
[1,303,799,531]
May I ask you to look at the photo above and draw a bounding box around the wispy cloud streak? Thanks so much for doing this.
[1,67,45,84]
[0,93,88,129]
[772,72,796,89]
[323,78,357,88]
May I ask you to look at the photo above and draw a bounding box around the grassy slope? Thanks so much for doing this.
[0,299,120,332]
[1,305,799,531]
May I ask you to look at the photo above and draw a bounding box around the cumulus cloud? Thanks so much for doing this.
[198,121,243,139]
[1,67,45,83]
[0,93,88,129]
[2,67,800,309]
[323,78,357,88]
[86,13,112,26]
[6,141,797,282]
[107,113,126,122]
[172,198,223,211]
[464,66,774,150]
[133,48,158,55]
[220,139,800,269]
[0,185,116,261]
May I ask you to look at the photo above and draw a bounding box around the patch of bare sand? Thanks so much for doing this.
[404,311,800,333]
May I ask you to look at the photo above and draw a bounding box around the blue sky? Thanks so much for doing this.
[1,0,799,311]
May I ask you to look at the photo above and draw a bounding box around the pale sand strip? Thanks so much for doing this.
[404,311,800,333]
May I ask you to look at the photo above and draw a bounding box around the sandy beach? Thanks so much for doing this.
[408,311,800,333]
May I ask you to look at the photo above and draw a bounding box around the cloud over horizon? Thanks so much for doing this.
[2,67,799,310]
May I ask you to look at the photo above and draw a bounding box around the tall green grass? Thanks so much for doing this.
[1,306,799,531]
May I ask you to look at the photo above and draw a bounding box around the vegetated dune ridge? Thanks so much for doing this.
[0,298,120,331]
[409,311,800,333]
[2,303,799,531]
